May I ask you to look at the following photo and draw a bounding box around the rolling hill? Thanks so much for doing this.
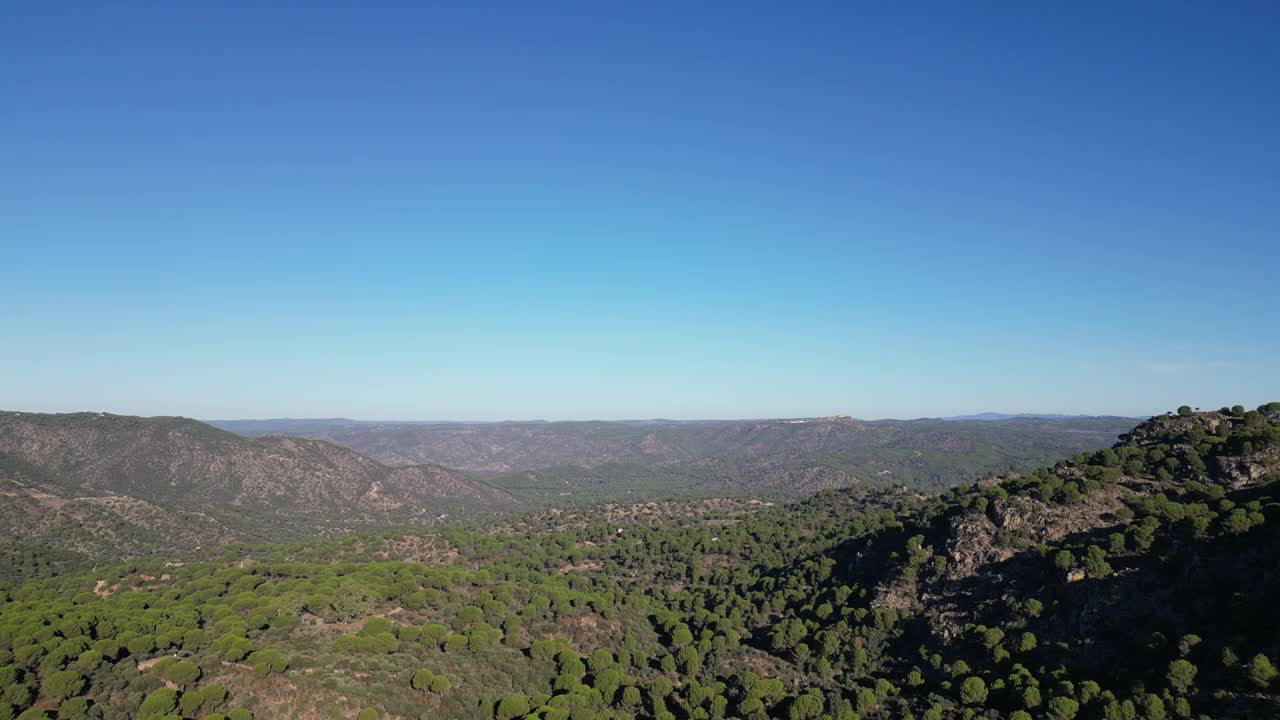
[0,411,517,566]
[212,415,1140,499]
[0,403,1275,719]
[0,411,1136,571]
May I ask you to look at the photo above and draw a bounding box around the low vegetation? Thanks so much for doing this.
[0,404,1276,719]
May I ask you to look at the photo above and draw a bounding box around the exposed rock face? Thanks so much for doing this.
[947,510,1008,578]
[864,406,1280,651]
[999,491,1125,542]
[1119,408,1280,489]
[944,490,1127,581]
[870,576,920,612]
[1214,449,1280,487]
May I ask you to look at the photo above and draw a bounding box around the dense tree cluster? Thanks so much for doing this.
[0,404,1277,718]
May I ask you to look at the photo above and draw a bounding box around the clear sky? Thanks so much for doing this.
[3,3,1278,421]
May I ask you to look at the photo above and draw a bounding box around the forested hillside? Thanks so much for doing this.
[0,412,516,570]
[0,403,1276,719]
[0,409,1134,581]
[213,416,1139,499]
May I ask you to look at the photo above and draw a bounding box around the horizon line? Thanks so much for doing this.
[3,408,1160,423]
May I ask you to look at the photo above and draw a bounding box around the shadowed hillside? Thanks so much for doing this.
[1,403,1274,719]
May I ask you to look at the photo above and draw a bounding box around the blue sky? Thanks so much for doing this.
[2,3,1277,420]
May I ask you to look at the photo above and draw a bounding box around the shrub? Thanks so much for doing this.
[1248,654,1277,689]
[959,676,988,705]
[1167,659,1197,694]
[40,670,84,701]
[138,688,178,719]
[411,668,434,690]
[1047,696,1080,720]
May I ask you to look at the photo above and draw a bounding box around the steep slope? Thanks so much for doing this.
[744,402,1280,718]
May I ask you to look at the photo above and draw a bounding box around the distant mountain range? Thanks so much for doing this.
[939,412,1147,421]
[5,406,1271,715]
[210,414,1140,499]
[0,411,516,563]
[210,413,1140,433]
[0,410,1139,569]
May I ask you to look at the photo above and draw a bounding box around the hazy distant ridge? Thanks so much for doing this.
[209,414,1139,499]
[939,412,1147,421]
